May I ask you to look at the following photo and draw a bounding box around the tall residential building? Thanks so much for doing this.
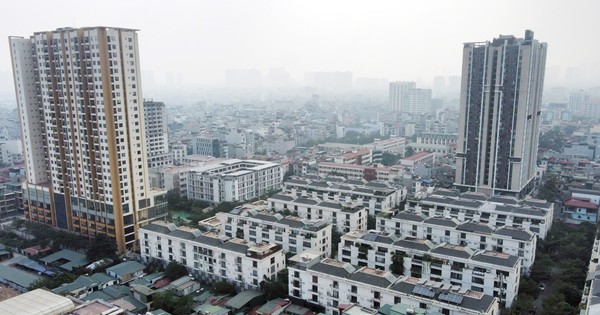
[10,27,167,253]
[388,81,431,114]
[143,99,172,168]
[455,30,547,197]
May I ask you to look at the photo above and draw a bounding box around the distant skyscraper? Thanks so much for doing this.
[305,71,353,92]
[389,81,431,114]
[144,100,172,168]
[10,27,167,252]
[455,30,547,197]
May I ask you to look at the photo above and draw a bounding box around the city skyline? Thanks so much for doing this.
[0,0,599,91]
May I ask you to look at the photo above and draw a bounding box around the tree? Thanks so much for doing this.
[367,215,376,230]
[517,277,540,298]
[212,281,237,295]
[165,261,189,281]
[330,231,342,258]
[536,175,561,202]
[390,252,404,275]
[261,269,289,300]
[86,234,118,262]
[404,147,415,158]
[29,272,78,290]
[381,153,401,166]
[152,289,194,314]
[538,127,564,151]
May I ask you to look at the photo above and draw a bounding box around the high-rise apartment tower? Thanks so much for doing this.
[389,81,431,114]
[10,27,167,252]
[455,30,547,197]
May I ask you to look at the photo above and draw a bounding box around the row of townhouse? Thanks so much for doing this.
[268,193,368,233]
[288,251,499,315]
[186,159,283,203]
[338,230,521,307]
[139,221,286,290]
[408,190,553,239]
[376,211,536,273]
[283,176,407,216]
[211,202,333,256]
[317,162,401,182]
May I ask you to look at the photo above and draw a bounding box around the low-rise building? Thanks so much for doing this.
[106,261,146,283]
[376,212,536,273]
[399,152,435,173]
[338,230,521,307]
[408,190,554,239]
[318,162,400,182]
[268,193,368,233]
[139,221,286,290]
[334,149,373,165]
[409,133,458,155]
[563,197,599,223]
[216,202,332,256]
[283,176,406,216]
[187,159,283,203]
[288,251,499,315]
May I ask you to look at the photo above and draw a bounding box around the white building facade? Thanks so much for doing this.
[338,230,521,307]
[139,221,286,290]
[376,212,536,273]
[288,251,500,315]
[283,176,406,216]
[268,193,367,233]
[187,159,282,203]
[216,203,332,256]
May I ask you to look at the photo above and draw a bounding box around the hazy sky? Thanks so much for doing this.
[1,0,599,87]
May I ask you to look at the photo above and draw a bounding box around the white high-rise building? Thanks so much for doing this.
[143,99,171,169]
[389,81,431,114]
[455,30,547,197]
[10,27,167,252]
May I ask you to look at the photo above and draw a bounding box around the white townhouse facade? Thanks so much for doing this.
[376,212,536,273]
[288,251,499,315]
[187,159,283,203]
[139,221,286,290]
[409,190,553,239]
[338,230,521,307]
[215,203,333,256]
[268,193,368,233]
[283,176,407,216]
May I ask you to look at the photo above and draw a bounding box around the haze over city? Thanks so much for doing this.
[0,0,600,102]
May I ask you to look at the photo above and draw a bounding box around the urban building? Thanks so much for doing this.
[408,190,553,239]
[563,188,600,223]
[318,162,400,182]
[215,201,333,256]
[376,212,536,273]
[389,82,432,114]
[334,149,373,165]
[283,176,407,216]
[139,220,286,290]
[10,27,167,252]
[187,159,282,203]
[399,152,436,173]
[268,193,368,233]
[143,100,172,168]
[0,182,21,220]
[372,136,406,156]
[193,136,228,158]
[409,133,458,155]
[455,30,547,197]
[171,143,188,165]
[338,230,521,307]
[288,251,500,315]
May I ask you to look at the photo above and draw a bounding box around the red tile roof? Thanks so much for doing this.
[565,198,598,209]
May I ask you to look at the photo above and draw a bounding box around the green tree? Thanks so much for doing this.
[367,215,376,230]
[404,147,415,158]
[330,231,342,258]
[538,127,564,151]
[29,272,78,290]
[536,174,561,202]
[390,252,404,275]
[86,234,118,262]
[381,153,401,166]
[165,261,189,281]
[212,281,237,295]
[261,269,289,300]
[152,289,194,314]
